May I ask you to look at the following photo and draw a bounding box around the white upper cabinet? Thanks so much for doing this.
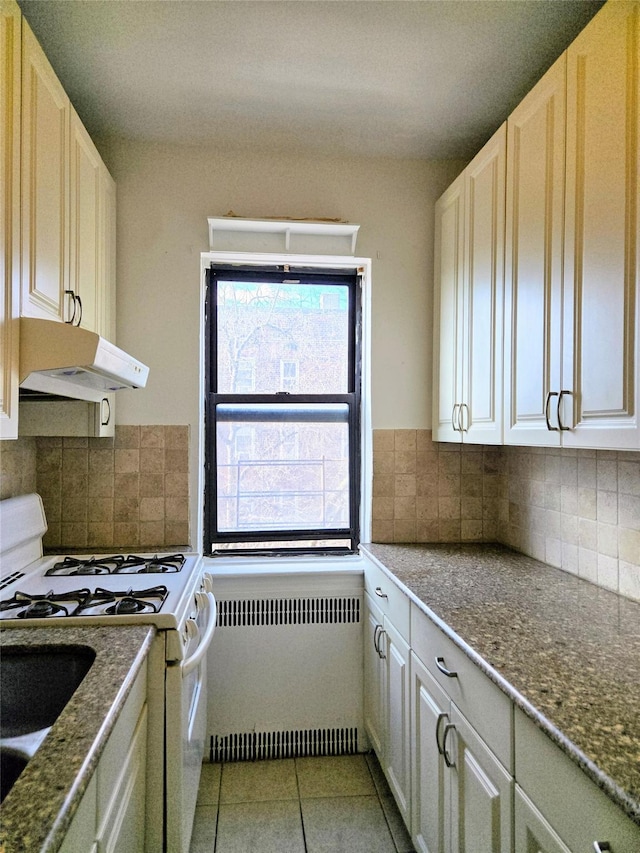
[20,17,115,337]
[433,174,465,443]
[0,0,21,439]
[69,108,102,334]
[20,18,70,323]
[562,0,640,449]
[433,124,506,445]
[504,1,639,450]
[504,55,566,446]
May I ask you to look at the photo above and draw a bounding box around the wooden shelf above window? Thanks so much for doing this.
[208,217,360,255]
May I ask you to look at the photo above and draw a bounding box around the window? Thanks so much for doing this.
[204,264,361,555]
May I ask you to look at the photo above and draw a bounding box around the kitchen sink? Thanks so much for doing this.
[0,646,95,738]
[0,749,29,804]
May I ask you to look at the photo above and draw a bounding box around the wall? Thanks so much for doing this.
[371,430,640,602]
[98,140,464,544]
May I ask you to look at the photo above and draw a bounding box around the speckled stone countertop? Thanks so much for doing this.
[0,625,155,853]
[362,543,640,827]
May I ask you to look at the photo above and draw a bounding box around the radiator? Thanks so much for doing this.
[206,592,365,762]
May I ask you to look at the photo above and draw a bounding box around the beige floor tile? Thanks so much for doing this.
[189,805,217,853]
[196,762,222,806]
[301,795,396,853]
[295,754,376,799]
[220,758,298,803]
[215,800,305,853]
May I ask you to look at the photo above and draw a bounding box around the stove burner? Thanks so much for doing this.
[76,585,168,617]
[126,554,186,574]
[0,588,90,619]
[21,599,68,618]
[107,596,146,615]
[45,553,186,575]
[47,556,124,576]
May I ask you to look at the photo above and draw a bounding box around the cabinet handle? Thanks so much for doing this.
[374,586,388,599]
[593,844,612,852]
[442,723,456,768]
[377,628,387,660]
[460,403,469,433]
[75,294,83,327]
[544,391,559,431]
[100,397,111,426]
[373,624,382,654]
[435,656,458,678]
[557,389,571,431]
[452,404,459,432]
[65,290,77,324]
[435,712,449,756]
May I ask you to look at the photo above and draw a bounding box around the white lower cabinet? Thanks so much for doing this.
[515,707,640,853]
[410,651,512,853]
[363,589,411,828]
[59,660,148,853]
[364,564,640,853]
[515,786,571,853]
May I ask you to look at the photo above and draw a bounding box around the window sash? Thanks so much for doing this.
[204,265,361,555]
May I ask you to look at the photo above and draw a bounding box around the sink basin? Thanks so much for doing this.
[0,646,95,739]
[0,749,29,804]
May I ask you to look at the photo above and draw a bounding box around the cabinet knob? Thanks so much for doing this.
[374,586,388,599]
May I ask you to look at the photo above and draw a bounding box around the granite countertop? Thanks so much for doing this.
[362,542,640,827]
[0,625,155,853]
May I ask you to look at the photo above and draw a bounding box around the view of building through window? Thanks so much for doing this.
[205,267,361,554]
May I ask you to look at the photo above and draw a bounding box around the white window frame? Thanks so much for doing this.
[197,251,372,562]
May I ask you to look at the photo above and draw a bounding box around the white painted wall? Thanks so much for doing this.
[99,139,464,540]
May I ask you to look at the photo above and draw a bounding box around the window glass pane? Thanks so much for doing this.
[216,281,349,393]
[216,417,350,533]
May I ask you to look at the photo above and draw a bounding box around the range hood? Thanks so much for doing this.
[19,318,149,403]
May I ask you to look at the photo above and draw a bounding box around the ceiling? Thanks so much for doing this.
[18,0,604,160]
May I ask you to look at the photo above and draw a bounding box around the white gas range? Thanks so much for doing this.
[0,493,216,853]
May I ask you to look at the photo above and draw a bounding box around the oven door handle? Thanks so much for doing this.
[181,591,217,677]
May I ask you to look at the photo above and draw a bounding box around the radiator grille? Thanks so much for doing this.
[216,596,361,627]
[211,727,359,763]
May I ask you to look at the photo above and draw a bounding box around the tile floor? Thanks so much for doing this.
[189,752,416,853]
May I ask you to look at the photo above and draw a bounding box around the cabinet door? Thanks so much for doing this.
[69,107,102,333]
[449,706,512,853]
[410,652,449,853]
[364,593,385,758]
[515,786,572,853]
[21,20,70,322]
[0,0,21,440]
[562,1,640,449]
[381,618,411,827]
[461,123,505,445]
[99,165,116,341]
[433,174,465,443]
[504,56,566,446]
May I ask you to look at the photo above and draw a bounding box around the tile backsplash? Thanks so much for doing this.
[2,426,638,599]
[372,430,640,602]
[0,436,37,500]
[0,425,190,551]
